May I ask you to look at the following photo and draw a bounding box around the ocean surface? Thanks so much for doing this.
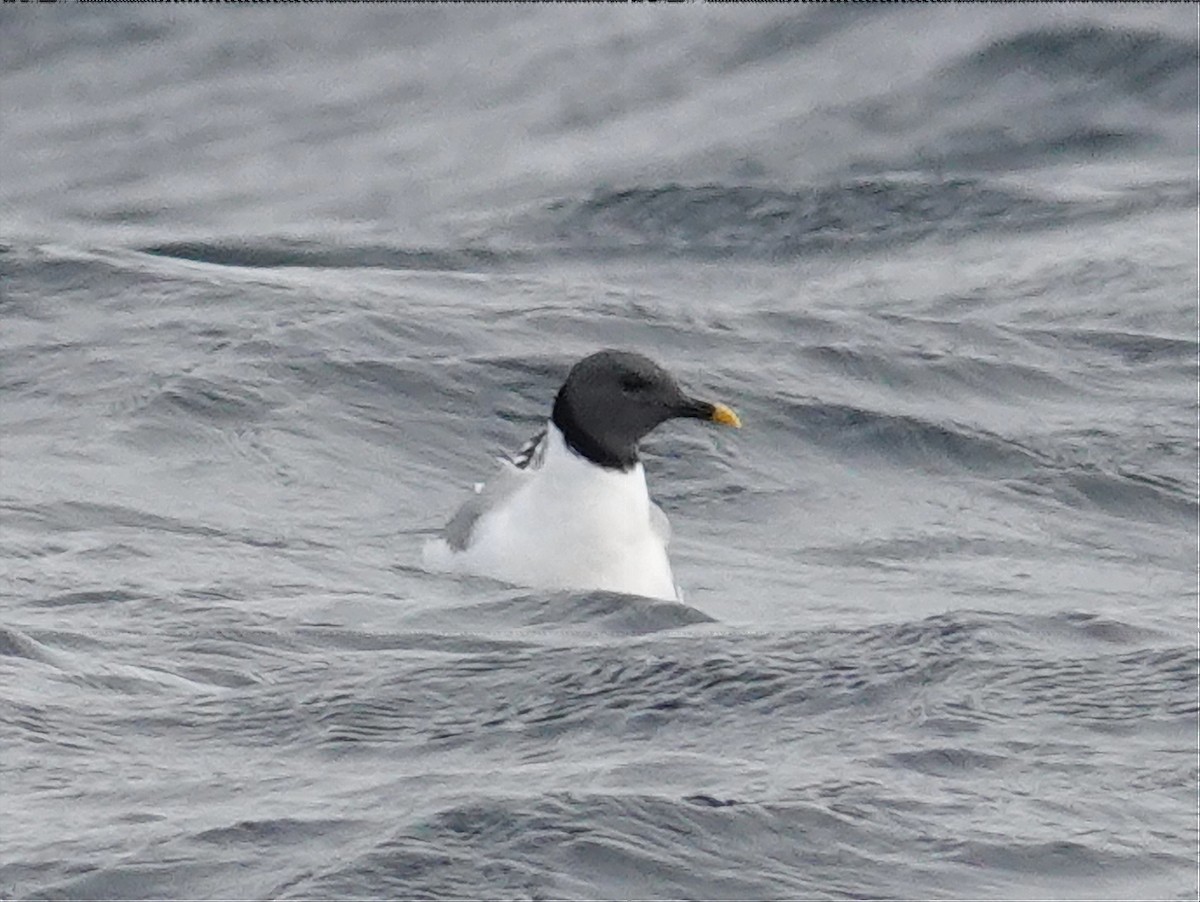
[2,5,1197,900]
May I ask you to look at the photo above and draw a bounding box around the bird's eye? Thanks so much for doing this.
[620,374,651,393]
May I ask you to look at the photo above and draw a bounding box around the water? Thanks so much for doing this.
[1,6,1196,900]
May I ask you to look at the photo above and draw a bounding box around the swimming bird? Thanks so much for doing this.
[422,349,741,600]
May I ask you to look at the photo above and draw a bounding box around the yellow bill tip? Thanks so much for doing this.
[710,402,741,428]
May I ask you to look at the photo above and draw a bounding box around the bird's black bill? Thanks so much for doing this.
[675,397,742,428]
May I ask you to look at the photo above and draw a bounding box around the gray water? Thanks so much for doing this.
[1,5,1197,900]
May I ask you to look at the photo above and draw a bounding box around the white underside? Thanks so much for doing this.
[423,423,678,601]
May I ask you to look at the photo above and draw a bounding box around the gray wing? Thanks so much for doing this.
[510,428,546,470]
[441,429,547,552]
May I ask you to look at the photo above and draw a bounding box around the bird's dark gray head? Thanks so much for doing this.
[551,349,740,470]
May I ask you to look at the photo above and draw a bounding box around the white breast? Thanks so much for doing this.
[423,424,678,600]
